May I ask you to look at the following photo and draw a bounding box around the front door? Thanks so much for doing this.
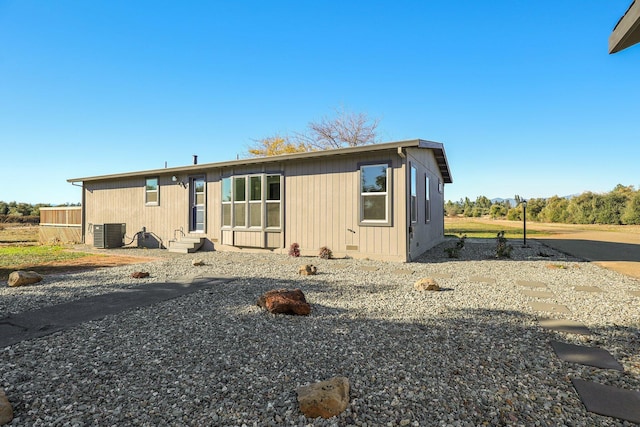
[190,176,206,232]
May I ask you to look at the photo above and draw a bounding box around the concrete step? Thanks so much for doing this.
[167,246,192,254]
[167,237,205,254]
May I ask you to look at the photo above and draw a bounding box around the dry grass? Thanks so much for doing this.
[0,224,154,280]
[444,216,640,238]
[0,223,39,245]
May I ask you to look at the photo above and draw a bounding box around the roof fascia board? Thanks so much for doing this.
[609,0,640,53]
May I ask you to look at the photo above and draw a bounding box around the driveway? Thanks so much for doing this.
[535,230,640,279]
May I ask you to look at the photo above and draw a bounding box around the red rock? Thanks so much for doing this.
[257,288,311,315]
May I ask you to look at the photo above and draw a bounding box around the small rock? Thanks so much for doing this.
[192,259,205,266]
[0,388,13,425]
[257,289,311,315]
[297,377,349,419]
[7,270,43,287]
[414,277,440,291]
[298,265,318,276]
[131,271,150,279]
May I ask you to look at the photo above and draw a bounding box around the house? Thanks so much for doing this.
[610,0,640,53]
[67,139,453,262]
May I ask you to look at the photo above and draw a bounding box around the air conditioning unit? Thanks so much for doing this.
[93,223,126,248]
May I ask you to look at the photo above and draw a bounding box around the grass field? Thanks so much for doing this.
[444,217,548,239]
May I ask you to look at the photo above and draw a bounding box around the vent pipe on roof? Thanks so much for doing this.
[193,155,198,165]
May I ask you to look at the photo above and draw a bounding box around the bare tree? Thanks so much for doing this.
[296,107,379,150]
[246,108,380,157]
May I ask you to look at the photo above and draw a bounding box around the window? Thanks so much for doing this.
[145,177,159,205]
[249,176,262,227]
[221,174,281,229]
[410,165,417,223]
[360,163,391,225]
[221,178,231,226]
[425,175,431,223]
[233,177,246,227]
[266,175,281,228]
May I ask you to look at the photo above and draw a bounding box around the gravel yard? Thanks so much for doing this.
[1,238,639,426]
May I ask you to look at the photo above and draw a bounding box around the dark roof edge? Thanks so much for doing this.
[68,138,452,183]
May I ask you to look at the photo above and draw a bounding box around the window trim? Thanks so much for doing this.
[358,161,392,227]
[145,177,159,206]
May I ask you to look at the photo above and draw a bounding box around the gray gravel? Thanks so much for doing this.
[1,238,640,426]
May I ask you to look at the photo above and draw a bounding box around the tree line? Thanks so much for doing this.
[445,184,640,225]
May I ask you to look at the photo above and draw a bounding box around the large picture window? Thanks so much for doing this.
[221,174,281,230]
[360,163,391,225]
[145,177,159,205]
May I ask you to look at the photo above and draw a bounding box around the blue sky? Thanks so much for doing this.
[1,1,638,205]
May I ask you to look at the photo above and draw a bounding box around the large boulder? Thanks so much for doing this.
[297,377,350,419]
[7,270,43,287]
[0,388,13,426]
[257,288,311,315]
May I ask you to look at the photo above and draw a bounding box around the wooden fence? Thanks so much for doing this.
[39,206,82,244]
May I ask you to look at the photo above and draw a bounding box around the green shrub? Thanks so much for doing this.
[495,231,512,258]
[444,234,466,258]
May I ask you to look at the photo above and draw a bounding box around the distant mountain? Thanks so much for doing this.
[491,198,517,206]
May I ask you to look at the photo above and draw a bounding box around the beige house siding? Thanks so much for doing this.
[85,175,197,248]
[280,151,407,261]
[73,140,452,261]
[405,148,447,260]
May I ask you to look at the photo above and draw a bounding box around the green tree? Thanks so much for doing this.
[566,192,597,224]
[594,191,627,224]
[538,196,570,223]
[622,191,640,224]
[445,200,462,216]
[489,203,507,218]
[525,198,546,221]
[475,196,492,216]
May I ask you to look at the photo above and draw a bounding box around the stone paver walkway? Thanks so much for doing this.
[517,277,639,425]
